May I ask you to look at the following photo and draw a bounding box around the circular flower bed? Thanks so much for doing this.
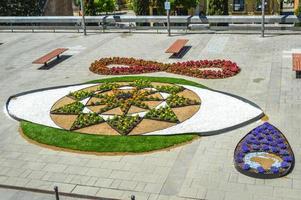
[50,80,201,136]
[90,57,240,79]
[234,122,295,179]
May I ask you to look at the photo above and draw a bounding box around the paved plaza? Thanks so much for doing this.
[0,31,300,200]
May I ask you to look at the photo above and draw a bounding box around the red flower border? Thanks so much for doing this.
[90,57,240,79]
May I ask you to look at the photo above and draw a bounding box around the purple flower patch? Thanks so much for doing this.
[257,166,265,174]
[262,145,269,151]
[271,167,279,174]
[283,156,293,162]
[242,145,250,153]
[281,161,289,168]
[278,143,287,149]
[234,122,294,179]
[242,164,250,171]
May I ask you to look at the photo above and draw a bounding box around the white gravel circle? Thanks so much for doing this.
[6,84,263,135]
[7,84,97,128]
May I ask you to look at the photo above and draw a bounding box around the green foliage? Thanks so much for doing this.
[140,94,161,101]
[131,101,149,109]
[145,106,178,123]
[295,5,301,17]
[130,0,149,15]
[98,82,121,91]
[21,121,197,153]
[107,115,141,135]
[74,0,81,7]
[173,0,200,10]
[155,85,184,94]
[87,76,207,89]
[141,0,200,15]
[167,95,200,108]
[130,79,152,89]
[95,0,116,13]
[294,5,301,27]
[207,0,228,15]
[85,0,116,15]
[69,90,93,100]
[71,113,105,130]
[51,102,85,115]
[0,0,41,16]
[99,102,120,113]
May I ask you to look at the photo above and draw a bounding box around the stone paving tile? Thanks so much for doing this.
[96,188,124,199]
[71,185,100,196]
[205,189,225,200]
[42,163,67,173]
[110,170,135,181]
[4,177,30,187]
[64,174,92,185]
[94,178,114,188]
[27,171,47,180]
[110,179,122,189]
[143,183,163,194]
[118,180,138,191]
[86,168,112,178]
[64,166,90,176]
[42,172,69,182]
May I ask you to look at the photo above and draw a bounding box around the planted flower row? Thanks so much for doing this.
[166,60,240,79]
[89,57,241,79]
[90,57,169,75]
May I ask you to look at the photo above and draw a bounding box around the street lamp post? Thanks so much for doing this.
[261,0,265,37]
[80,0,87,36]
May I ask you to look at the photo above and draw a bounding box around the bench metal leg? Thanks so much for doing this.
[57,55,60,59]
[297,71,301,79]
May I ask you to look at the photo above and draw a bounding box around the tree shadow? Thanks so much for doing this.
[169,46,192,59]
[37,55,72,70]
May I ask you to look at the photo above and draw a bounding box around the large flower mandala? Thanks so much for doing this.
[50,80,201,135]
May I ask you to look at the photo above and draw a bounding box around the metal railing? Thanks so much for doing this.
[0,15,300,32]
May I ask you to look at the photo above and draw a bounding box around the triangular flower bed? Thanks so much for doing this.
[68,90,94,101]
[234,122,295,179]
[107,115,142,135]
[71,113,105,130]
[51,102,84,115]
[166,94,201,108]
[145,106,179,123]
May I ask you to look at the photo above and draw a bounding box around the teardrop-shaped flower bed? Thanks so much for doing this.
[234,122,294,179]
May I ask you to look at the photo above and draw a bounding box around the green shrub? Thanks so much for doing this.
[295,6,301,27]
[0,0,41,16]
[207,0,228,15]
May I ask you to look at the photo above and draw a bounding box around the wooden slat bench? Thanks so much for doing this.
[165,39,189,54]
[293,53,301,79]
[33,48,68,66]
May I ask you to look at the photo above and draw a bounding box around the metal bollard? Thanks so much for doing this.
[131,195,135,200]
[54,186,60,200]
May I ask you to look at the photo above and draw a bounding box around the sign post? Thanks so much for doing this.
[261,0,265,37]
[80,0,87,36]
[165,0,171,36]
